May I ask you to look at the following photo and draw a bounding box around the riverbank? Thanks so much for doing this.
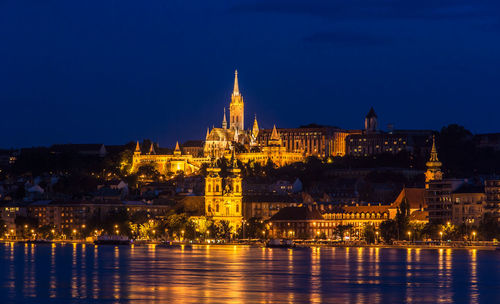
[1,239,498,250]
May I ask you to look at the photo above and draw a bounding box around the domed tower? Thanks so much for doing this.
[425,135,443,188]
[365,107,378,133]
[229,70,244,131]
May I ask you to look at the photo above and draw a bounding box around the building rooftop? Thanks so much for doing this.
[270,206,324,221]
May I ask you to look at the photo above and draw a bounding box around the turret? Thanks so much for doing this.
[252,114,259,139]
[148,143,156,155]
[174,141,181,156]
[268,124,282,146]
[134,141,141,155]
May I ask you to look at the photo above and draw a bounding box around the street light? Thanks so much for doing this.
[439,231,443,242]
[472,231,476,242]
[407,231,411,242]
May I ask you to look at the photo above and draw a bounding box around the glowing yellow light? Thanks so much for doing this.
[72,229,77,234]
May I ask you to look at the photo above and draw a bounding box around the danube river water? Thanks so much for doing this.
[0,243,498,303]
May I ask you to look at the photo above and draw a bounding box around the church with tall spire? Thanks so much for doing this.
[132,70,305,177]
[203,70,304,166]
[425,135,443,187]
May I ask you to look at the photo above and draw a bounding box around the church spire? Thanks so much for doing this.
[134,141,141,154]
[206,127,210,140]
[174,141,181,155]
[148,142,156,155]
[268,124,282,146]
[252,114,259,138]
[233,70,240,96]
[425,135,443,185]
[222,107,227,129]
[429,135,439,162]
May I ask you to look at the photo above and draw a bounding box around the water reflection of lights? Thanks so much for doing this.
[93,245,99,299]
[311,246,321,303]
[469,249,478,303]
[71,243,78,298]
[50,243,56,298]
[113,246,120,299]
[1,244,493,303]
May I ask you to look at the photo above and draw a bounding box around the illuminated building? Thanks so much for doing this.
[204,156,243,231]
[270,187,427,239]
[204,71,255,158]
[257,125,349,158]
[235,125,304,166]
[451,184,485,225]
[346,108,433,157]
[131,70,305,175]
[204,70,305,166]
[424,139,467,223]
[424,136,443,186]
[132,141,210,175]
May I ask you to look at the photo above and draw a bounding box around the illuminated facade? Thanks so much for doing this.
[346,108,433,157]
[132,70,306,176]
[204,71,305,167]
[424,136,443,185]
[132,141,210,175]
[204,158,243,231]
[257,126,349,158]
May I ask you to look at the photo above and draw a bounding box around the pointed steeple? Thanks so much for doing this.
[134,141,141,154]
[222,107,227,129]
[429,135,440,162]
[252,114,259,138]
[206,127,210,140]
[148,143,156,155]
[425,135,443,184]
[174,141,181,155]
[268,124,282,146]
[232,70,240,96]
[270,125,279,140]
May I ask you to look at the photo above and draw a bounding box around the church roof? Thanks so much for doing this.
[392,187,426,210]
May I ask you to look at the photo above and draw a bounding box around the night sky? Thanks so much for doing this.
[1,0,499,148]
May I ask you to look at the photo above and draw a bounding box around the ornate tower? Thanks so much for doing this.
[230,70,244,131]
[252,114,259,139]
[134,141,141,156]
[268,125,282,146]
[425,135,443,187]
[174,141,181,156]
[205,162,222,216]
[365,107,378,133]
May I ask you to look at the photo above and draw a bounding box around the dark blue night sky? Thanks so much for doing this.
[1,0,499,148]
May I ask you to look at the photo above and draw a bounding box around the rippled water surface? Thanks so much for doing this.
[0,243,499,303]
